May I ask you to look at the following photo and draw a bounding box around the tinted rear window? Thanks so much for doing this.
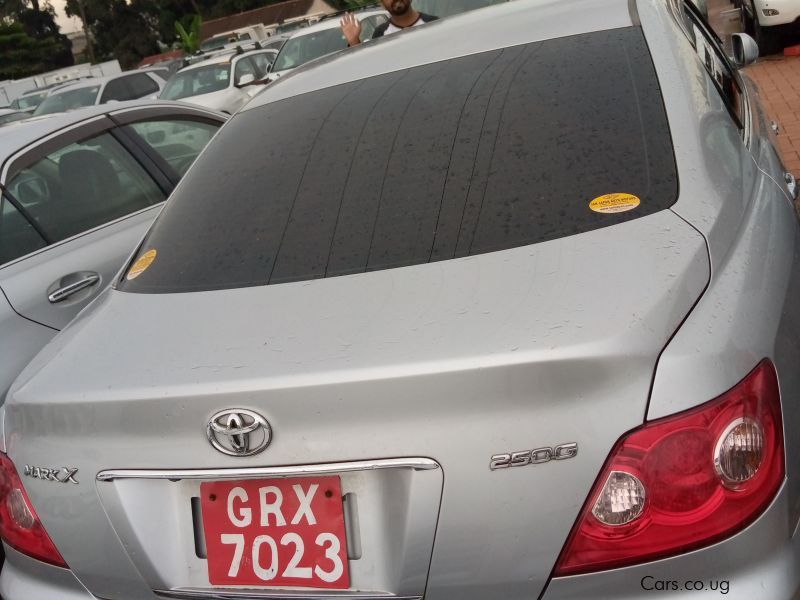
[121,28,677,294]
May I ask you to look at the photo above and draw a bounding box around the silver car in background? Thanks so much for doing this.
[33,71,169,116]
[160,49,278,114]
[1,0,799,598]
[0,101,225,403]
[267,9,388,81]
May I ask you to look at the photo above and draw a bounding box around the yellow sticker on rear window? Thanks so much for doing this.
[589,193,641,214]
[126,249,157,281]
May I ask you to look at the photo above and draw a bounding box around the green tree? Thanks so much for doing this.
[175,13,201,53]
[0,0,73,76]
[0,21,69,79]
[65,0,159,68]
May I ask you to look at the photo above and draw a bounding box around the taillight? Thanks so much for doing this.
[0,453,67,567]
[554,360,784,576]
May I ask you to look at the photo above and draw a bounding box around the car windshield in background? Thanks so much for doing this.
[200,35,232,51]
[34,86,100,115]
[275,20,308,35]
[272,28,347,71]
[161,64,231,100]
[121,28,678,294]
[12,91,48,110]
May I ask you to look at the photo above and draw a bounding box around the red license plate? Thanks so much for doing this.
[201,476,349,588]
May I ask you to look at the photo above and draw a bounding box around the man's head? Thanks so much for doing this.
[380,0,412,17]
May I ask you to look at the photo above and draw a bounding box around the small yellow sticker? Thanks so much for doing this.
[589,193,641,214]
[126,249,157,281]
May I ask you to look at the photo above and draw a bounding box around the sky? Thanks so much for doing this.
[51,0,83,34]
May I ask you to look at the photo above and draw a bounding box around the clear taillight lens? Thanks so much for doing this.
[591,471,646,526]
[554,360,784,576]
[714,418,764,487]
[0,453,67,567]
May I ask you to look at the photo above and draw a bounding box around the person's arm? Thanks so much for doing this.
[340,13,362,46]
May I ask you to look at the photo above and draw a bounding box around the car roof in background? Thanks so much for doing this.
[284,7,388,37]
[178,47,278,73]
[178,52,238,72]
[248,0,633,109]
[48,78,105,94]
[0,100,223,162]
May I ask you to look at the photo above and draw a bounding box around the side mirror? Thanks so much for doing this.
[236,73,255,87]
[731,33,759,67]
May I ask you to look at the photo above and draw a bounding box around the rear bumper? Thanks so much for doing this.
[2,485,797,600]
[0,545,94,600]
[542,482,800,599]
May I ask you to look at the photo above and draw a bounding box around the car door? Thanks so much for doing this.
[0,106,225,333]
[678,2,796,203]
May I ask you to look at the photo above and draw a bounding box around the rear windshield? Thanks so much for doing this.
[272,28,347,72]
[121,28,677,294]
[161,64,231,100]
[34,86,100,115]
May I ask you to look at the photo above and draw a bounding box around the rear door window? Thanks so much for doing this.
[121,27,678,293]
[127,73,161,98]
[100,78,133,103]
[679,2,745,130]
[7,132,165,243]
[0,195,46,265]
[125,118,221,177]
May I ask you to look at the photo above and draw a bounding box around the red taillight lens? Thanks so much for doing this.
[0,453,67,567]
[554,360,784,576]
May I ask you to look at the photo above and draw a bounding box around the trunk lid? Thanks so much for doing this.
[5,210,708,600]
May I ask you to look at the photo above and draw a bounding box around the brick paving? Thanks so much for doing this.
[707,0,800,174]
[745,58,800,174]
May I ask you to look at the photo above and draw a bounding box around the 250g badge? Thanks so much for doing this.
[490,443,578,470]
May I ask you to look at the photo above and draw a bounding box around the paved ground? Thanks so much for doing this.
[708,0,800,174]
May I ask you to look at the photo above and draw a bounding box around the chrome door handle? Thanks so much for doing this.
[786,172,798,200]
[48,273,100,303]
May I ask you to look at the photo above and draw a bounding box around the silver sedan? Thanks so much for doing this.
[1,0,798,598]
[0,101,225,403]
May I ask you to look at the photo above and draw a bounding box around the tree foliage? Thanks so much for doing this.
[65,0,160,69]
[0,0,73,79]
[175,13,201,53]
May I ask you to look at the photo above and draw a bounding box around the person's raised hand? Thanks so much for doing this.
[340,13,362,46]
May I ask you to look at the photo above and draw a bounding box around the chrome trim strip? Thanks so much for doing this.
[155,591,420,600]
[97,458,439,482]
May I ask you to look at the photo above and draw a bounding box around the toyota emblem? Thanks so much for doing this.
[207,409,272,457]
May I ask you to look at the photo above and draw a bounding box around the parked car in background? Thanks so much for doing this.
[33,71,168,116]
[161,49,277,113]
[0,110,28,127]
[8,89,49,113]
[268,9,388,80]
[740,0,800,53]
[0,101,225,404]
[1,0,797,599]
[200,24,273,52]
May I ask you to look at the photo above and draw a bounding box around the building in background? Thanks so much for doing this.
[199,0,335,43]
